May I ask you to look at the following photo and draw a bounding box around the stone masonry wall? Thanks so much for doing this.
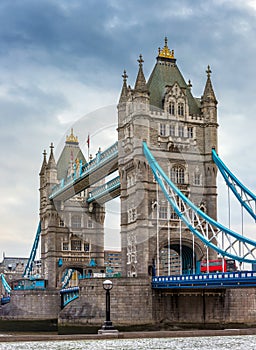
[0,290,60,320]
[153,288,256,328]
[1,280,256,330]
[58,277,153,327]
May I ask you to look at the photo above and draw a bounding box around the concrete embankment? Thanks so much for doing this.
[0,328,256,343]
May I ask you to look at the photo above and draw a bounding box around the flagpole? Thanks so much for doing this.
[87,133,90,161]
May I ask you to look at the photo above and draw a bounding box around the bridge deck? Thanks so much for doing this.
[152,271,256,289]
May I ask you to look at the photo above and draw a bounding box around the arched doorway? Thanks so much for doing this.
[159,244,196,275]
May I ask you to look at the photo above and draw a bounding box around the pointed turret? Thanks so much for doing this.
[39,149,47,188]
[39,149,48,210]
[134,55,148,92]
[118,70,130,128]
[46,143,58,187]
[39,149,47,177]
[132,55,149,113]
[119,70,128,104]
[202,65,217,104]
[47,143,57,170]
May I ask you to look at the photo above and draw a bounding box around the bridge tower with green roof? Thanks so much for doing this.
[117,38,218,277]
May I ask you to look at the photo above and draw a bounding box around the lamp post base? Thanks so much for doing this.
[98,321,119,334]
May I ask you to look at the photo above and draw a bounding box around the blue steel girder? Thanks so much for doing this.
[152,271,256,289]
[212,148,256,221]
[0,274,11,294]
[23,222,41,278]
[61,268,74,288]
[49,142,118,202]
[60,286,79,308]
[143,142,256,264]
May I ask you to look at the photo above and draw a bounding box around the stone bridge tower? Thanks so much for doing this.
[39,130,105,289]
[117,38,218,277]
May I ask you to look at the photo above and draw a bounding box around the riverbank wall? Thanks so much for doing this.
[1,277,256,333]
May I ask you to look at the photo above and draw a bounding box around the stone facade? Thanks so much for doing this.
[39,132,105,289]
[1,279,256,330]
[118,39,218,278]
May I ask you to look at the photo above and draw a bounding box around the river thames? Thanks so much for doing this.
[0,335,256,350]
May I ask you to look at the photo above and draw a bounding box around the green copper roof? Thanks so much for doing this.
[147,59,200,116]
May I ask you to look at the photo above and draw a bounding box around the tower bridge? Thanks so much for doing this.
[1,38,256,331]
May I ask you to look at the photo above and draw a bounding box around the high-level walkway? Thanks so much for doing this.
[49,142,118,201]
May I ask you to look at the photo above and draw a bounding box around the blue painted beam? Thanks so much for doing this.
[152,271,256,289]
[87,176,120,203]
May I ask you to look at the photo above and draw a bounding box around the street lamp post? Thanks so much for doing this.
[98,279,118,334]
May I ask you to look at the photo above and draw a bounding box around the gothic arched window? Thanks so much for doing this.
[178,102,184,116]
[170,166,185,184]
[169,102,175,115]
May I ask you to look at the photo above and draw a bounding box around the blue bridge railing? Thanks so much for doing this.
[60,286,79,308]
[152,271,256,289]
[87,176,120,203]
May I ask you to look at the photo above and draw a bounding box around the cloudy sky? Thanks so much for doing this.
[1,0,256,259]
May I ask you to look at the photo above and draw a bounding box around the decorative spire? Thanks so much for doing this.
[202,65,217,104]
[188,79,192,89]
[66,128,79,144]
[47,142,56,169]
[206,65,212,78]
[158,37,175,60]
[39,149,47,176]
[119,70,129,103]
[134,54,147,91]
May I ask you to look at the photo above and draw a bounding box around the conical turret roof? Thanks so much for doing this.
[46,143,56,170]
[118,70,128,103]
[134,55,148,92]
[202,65,217,104]
[39,149,47,176]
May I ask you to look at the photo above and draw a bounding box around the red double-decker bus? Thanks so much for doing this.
[200,258,237,273]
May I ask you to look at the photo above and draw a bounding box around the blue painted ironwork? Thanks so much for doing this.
[152,271,256,289]
[1,296,10,305]
[23,222,41,278]
[0,274,11,294]
[13,279,46,290]
[61,268,74,288]
[143,141,256,263]
[212,148,256,221]
[87,176,120,203]
[49,141,118,199]
[60,286,79,308]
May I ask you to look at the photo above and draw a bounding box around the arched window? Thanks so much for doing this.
[178,102,184,116]
[169,102,175,115]
[170,166,185,184]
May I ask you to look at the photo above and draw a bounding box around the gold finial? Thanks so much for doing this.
[66,128,79,144]
[158,37,175,59]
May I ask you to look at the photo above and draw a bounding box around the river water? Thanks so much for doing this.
[0,335,255,350]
